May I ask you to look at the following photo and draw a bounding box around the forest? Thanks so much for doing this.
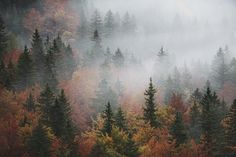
[0,0,236,157]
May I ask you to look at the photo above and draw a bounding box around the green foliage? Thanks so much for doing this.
[0,15,8,59]
[27,123,51,157]
[114,107,127,131]
[171,112,187,147]
[24,93,35,112]
[102,102,114,135]
[143,78,160,128]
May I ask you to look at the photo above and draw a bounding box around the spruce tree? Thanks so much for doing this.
[31,29,45,84]
[104,10,115,37]
[124,134,139,157]
[113,48,125,67]
[27,122,51,157]
[51,90,75,142]
[189,101,201,142]
[114,107,127,131]
[24,93,35,112]
[0,15,8,60]
[17,46,33,89]
[102,102,114,135]
[143,78,159,128]
[39,84,55,126]
[171,112,187,147]
[225,99,236,156]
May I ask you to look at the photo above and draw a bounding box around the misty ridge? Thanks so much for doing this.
[0,0,236,157]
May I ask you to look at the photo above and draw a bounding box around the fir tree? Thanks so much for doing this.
[171,112,187,147]
[189,101,201,142]
[90,9,103,37]
[104,10,115,37]
[114,107,127,131]
[39,84,55,126]
[17,46,33,89]
[31,29,45,84]
[113,48,124,67]
[0,15,8,60]
[143,78,159,128]
[124,134,139,157]
[24,93,35,112]
[0,59,7,86]
[225,99,236,156]
[27,123,51,157]
[102,102,114,135]
[51,90,75,142]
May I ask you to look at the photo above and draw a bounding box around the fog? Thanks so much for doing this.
[90,0,236,63]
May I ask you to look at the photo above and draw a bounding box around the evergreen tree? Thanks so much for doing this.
[91,30,103,59]
[182,64,192,89]
[90,9,103,37]
[51,90,75,142]
[5,60,16,90]
[171,112,187,147]
[164,76,174,104]
[211,47,229,90]
[0,59,7,86]
[0,15,8,60]
[104,10,115,37]
[143,78,159,128]
[17,46,33,89]
[225,99,236,156]
[124,134,139,157]
[31,29,45,84]
[189,101,201,142]
[27,123,51,157]
[102,102,114,135]
[44,46,58,91]
[39,84,55,126]
[172,67,182,93]
[113,48,124,67]
[200,86,224,156]
[24,93,35,112]
[114,107,127,131]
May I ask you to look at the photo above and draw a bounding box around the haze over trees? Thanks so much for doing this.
[0,0,236,157]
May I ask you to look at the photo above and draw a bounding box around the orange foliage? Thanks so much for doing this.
[218,81,236,104]
[169,93,188,113]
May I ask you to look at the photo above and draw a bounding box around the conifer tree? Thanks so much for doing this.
[114,107,127,131]
[39,84,55,126]
[0,15,8,60]
[189,101,201,142]
[31,29,45,83]
[113,48,124,67]
[104,10,115,37]
[102,102,114,135]
[143,78,159,128]
[124,134,139,157]
[171,112,187,146]
[51,90,75,142]
[0,59,7,86]
[24,93,35,112]
[225,99,236,156]
[90,9,103,37]
[17,46,33,89]
[27,122,51,157]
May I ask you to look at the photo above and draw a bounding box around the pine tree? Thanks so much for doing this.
[143,78,159,128]
[39,84,55,126]
[124,134,139,157]
[24,93,35,112]
[91,30,103,59]
[102,102,114,135]
[5,60,16,90]
[171,112,187,147]
[164,76,174,104]
[31,29,45,84]
[0,59,7,86]
[114,107,127,131]
[90,9,103,37]
[17,46,33,89]
[0,15,8,60]
[225,99,236,156]
[27,122,51,157]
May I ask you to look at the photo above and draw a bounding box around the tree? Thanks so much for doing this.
[225,99,236,156]
[0,60,7,86]
[17,46,33,89]
[0,15,8,60]
[211,47,229,90]
[31,29,45,84]
[200,86,224,156]
[113,48,124,67]
[164,76,174,104]
[104,10,115,37]
[143,78,160,128]
[189,101,201,142]
[38,84,55,126]
[102,102,114,135]
[90,9,103,37]
[27,123,51,157]
[51,90,75,142]
[171,112,187,147]
[114,107,127,131]
[23,93,35,112]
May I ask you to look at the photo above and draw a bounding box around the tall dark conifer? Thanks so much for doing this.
[102,102,114,135]
[143,78,159,128]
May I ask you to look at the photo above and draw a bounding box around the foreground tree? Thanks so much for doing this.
[143,78,160,128]
[102,102,114,135]
[114,107,127,131]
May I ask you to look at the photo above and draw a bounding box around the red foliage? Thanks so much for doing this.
[169,93,188,113]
